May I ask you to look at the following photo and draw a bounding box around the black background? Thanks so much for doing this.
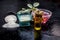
[0,0,60,40]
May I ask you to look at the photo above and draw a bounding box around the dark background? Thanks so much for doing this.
[0,0,60,40]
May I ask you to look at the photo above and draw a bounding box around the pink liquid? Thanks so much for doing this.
[42,17,49,23]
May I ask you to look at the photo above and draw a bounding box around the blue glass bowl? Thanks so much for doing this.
[17,11,32,27]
